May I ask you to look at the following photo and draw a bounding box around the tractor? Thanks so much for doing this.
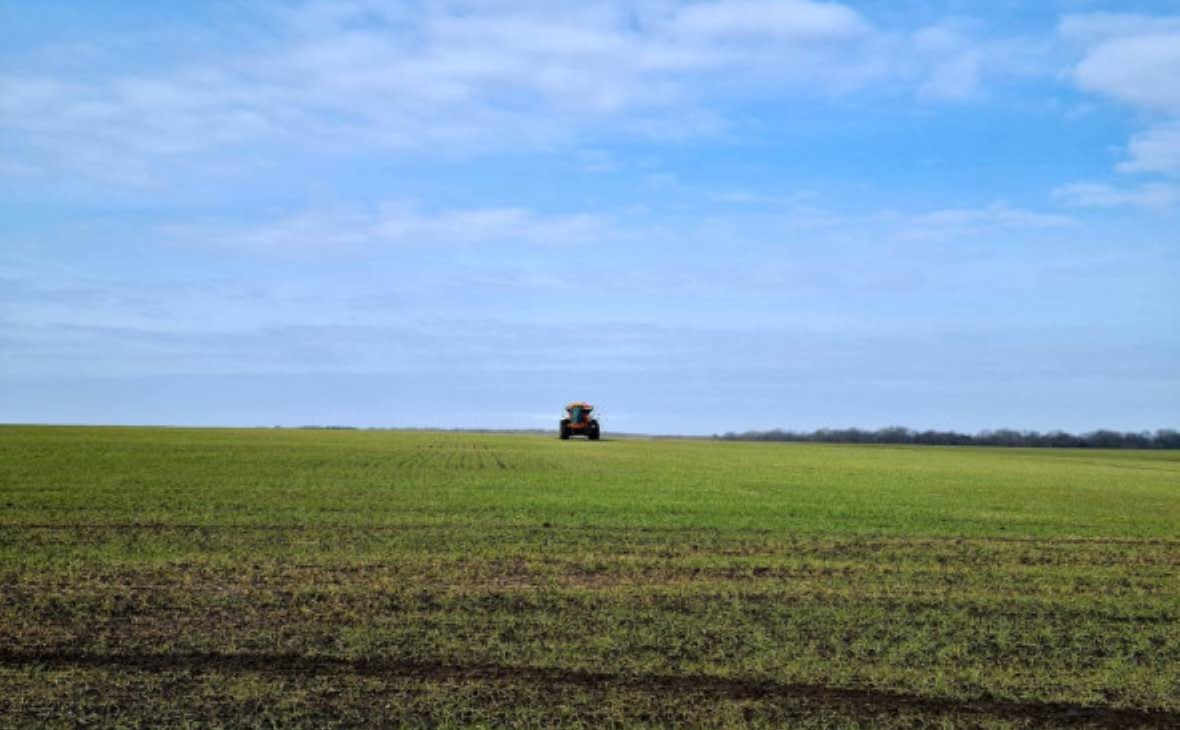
[560,402,600,440]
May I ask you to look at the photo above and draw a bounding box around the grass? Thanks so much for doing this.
[1,425,1177,728]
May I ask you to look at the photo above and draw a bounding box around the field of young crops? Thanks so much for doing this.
[1,425,1177,728]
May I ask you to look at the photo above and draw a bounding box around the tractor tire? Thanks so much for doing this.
[588,421,601,441]
[559,420,571,440]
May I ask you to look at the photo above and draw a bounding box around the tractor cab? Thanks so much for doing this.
[560,402,601,440]
[568,403,592,425]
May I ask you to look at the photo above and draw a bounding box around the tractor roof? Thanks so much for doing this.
[566,402,593,410]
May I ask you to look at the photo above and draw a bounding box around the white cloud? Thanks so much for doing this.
[1065,13,1180,181]
[1118,122,1180,175]
[1052,182,1180,210]
[0,0,1017,186]
[1073,32,1180,114]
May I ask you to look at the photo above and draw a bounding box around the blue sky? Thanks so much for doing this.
[2,1,1178,434]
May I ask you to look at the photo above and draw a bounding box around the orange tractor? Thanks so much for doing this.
[560,402,601,440]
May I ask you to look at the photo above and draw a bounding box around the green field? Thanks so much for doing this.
[1,426,1177,728]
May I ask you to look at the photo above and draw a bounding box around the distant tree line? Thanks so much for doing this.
[713,427,1180,449]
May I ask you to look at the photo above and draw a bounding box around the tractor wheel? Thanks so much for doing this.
[559,420,571,440]
[588,421,600,441]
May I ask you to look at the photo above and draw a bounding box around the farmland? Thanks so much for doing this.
[1,426,1177,728]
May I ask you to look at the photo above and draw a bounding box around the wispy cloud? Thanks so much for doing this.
[1119,122,1180,176]
[162,202,611,250]
[0,0,1031,186]
[671,0,869,41]
[911,25,985,101]
[1053,181,1180,210]
[896,203,1077,241]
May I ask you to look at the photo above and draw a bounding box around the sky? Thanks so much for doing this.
[1,0,1178,434]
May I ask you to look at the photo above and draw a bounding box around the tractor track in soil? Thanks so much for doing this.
[1,650,1175,728]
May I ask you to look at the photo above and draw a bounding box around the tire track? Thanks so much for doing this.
[1,650,1174,728]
